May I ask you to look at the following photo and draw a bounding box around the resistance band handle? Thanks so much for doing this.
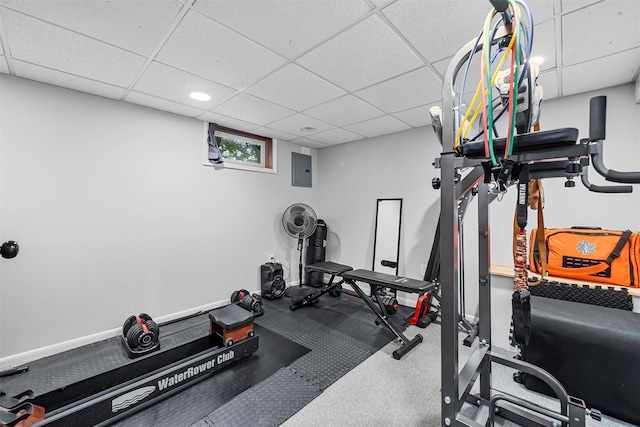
[511,291,531,346]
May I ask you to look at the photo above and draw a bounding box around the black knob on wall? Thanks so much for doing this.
[1,241,19,259]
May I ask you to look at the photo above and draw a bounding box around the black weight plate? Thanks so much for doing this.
[137,331,156,349]
[122,315,136,336]
[127,323,144,349]
[145,320,160,337]
[240,295,254,311]
[230,291,241,303]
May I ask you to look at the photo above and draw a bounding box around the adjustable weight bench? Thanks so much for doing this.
[302,262,435,359]
[343,269,435,359]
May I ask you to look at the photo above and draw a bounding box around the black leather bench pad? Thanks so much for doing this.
[305,262,353,275]
[460,127,579,158]
[343,269,434,293]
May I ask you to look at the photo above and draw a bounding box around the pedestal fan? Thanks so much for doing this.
[282,203,317,298]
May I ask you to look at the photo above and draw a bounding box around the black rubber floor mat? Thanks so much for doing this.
[1,315,213,411]
[199,367,321,427]
[189,292,414,427]
[112,324,309,426]
[529,280,633,311]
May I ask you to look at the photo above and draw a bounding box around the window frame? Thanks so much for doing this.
[203,123,277,174]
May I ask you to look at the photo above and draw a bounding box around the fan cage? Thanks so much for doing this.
[282,203,318,239]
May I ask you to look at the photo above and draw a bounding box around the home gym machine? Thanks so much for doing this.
[436,0,640,426]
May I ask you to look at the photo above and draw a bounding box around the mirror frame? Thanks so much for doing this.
[372,198,402,275]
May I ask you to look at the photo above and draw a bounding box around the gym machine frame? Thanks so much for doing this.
[436,20,639,427]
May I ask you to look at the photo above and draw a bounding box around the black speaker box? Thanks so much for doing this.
[261,262,285,299]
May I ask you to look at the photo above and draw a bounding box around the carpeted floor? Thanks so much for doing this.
[280,309,636,427]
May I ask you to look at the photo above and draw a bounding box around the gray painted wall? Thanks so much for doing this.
[0,75,319,359]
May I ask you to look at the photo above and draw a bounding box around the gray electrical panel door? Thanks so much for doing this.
[292,152,312,187]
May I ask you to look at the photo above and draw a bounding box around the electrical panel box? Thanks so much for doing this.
[291,152,312,187]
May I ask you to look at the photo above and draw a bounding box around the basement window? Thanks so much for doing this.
[203,124,277,174]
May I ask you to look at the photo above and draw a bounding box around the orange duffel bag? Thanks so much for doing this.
[530,227,640,287]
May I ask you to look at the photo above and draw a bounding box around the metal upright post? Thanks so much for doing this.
[439,152,460,426]
[477,182,492,402]
[439,27,464,426]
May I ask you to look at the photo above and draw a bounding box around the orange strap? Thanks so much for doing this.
[530,179,546,285]
[546,263,610,277]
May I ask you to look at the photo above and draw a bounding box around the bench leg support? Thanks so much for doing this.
[347,280,423,359]
[290,279,344,311]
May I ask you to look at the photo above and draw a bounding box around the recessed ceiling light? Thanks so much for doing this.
[189,92,211,101]
[300,127,316,132]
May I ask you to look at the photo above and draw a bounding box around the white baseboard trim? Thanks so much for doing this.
[0,298,230,370]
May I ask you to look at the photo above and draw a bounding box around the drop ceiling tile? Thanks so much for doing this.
[156,10,287,89]
[344,115,411,138]
[370,0,393,8]
[537,69,558,100]
[211,93,295,126]
[290,137,331,149]
[198,112,261,132]
[355,67,442,113]
[382,0,489,63]
[253,127,299,142]
[133,62,236,110]
[304,95,385,126]
[0,0,182,56]
[192,0,372,59]
[562,47,640,96]
[246,64,346,112]
[0,56,8,74]
[13,60,126,99]
[125,91,206,118]
[2,9,145,87]
[432,57,451,79]
[306,128,364,145]
[433,55,482,98]
[267,113,335,137]
[296,14,423,92]
[562,1,640,66]
[532,20,557,71]
[392,103,437,128]
[561,0,600,13]
[525,0,556,23]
